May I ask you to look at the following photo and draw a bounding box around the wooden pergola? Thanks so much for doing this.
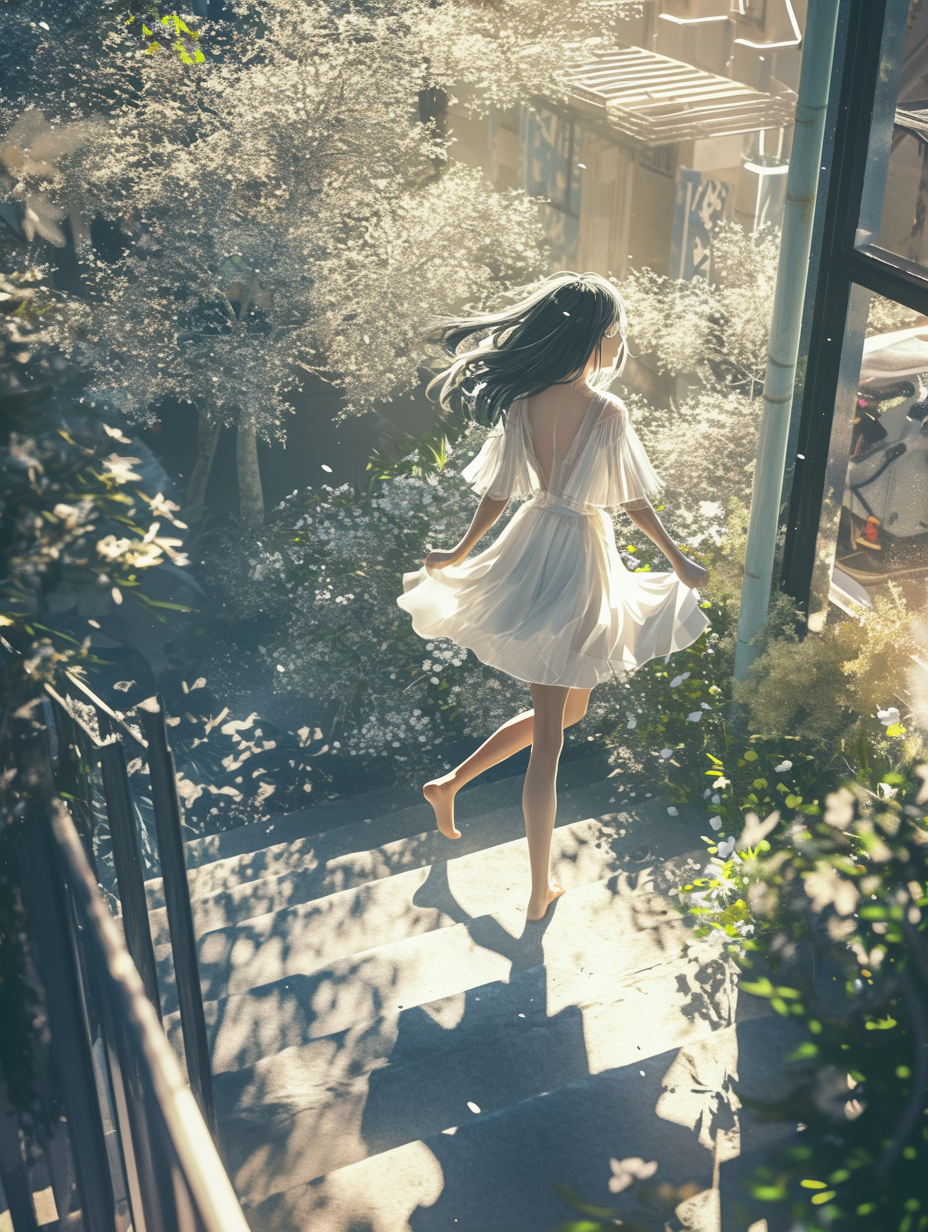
[566,46,797,146]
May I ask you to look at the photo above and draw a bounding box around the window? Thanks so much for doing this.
[523,105,580,217]
[730,0,767,24]
[639,144,677,177]
[782,0,928,628]
[856,0,928,270]
[522,105,582,264]
[807,288,928,622]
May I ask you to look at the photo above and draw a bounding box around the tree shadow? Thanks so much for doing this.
[404,1015,804,1232]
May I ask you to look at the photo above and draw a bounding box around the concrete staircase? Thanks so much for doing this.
[145,751,798,1232]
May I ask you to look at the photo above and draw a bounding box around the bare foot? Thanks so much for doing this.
[423,776,461,839]
[526,884,565,921]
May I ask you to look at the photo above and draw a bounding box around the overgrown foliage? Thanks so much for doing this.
[0,241,181,1122]
[670,742,928,1232]
[628,558,928,1229]
[0,0,646,523]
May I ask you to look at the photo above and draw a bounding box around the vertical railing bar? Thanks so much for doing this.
[96,993,154,1232]
[137,698,217,1139]
[13,734,117,1232]
[0,1075,40,1232]
[97,719,162,1021]
[47,696,98,872]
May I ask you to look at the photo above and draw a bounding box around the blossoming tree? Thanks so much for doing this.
[2,0,641,524]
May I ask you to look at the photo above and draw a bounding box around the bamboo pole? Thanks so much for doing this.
[733,0,842,681]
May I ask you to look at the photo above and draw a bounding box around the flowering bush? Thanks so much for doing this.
[618,223,780,542]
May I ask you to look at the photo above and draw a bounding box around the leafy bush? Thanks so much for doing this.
[671,739,928,1232]
[629,527,928,1229]
[736,583,926,746]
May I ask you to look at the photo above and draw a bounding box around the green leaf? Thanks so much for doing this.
[743,750,758,761]
[131,594,191,612]
[787,1041,819,1061]
[864,1015,897,1030]
[550,1223,611,1232]
[552,1184,615,1220]
[750,1185,787,1201]
[811,1191,836,1205]
[801,1180,828,1190]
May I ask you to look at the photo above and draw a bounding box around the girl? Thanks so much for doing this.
[397,272,708,921]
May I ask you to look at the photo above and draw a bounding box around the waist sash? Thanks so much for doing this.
[528,490,601,518]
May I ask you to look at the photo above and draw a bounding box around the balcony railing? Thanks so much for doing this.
[0,691,246,1232]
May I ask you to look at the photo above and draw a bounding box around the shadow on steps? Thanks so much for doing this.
[244,1012,802,1232]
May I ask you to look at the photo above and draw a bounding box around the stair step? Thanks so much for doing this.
[152,747,615,881]
[240,1014,802,1232]
[165,855,701,1073]
[155,813,619,1011]
[148,779,687,949]
[217,948,766,1200]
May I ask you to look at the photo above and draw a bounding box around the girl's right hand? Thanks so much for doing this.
[674,555,708,590]
[425,548,465,570]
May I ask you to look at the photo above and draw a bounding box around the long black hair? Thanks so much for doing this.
[426,271,628,426]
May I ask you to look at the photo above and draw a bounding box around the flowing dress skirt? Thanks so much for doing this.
[397,491,708,689]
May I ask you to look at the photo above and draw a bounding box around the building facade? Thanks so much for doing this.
[445,0,805,281]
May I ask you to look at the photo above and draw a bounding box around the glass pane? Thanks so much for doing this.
[809,286,928,626]
[857,0,928,267]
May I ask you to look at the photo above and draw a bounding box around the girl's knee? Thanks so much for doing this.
[533,727,564,757]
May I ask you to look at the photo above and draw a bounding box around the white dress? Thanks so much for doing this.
[396,390,708,689]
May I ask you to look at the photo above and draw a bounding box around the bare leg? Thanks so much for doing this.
[524,683,570,920]
[423,687,591,839]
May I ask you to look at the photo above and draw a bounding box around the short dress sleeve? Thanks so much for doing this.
[572,400,664,511]
[459,400,535,502]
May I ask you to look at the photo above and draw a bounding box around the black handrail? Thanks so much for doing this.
[10,733,250,1232]
[43,683,217,1136]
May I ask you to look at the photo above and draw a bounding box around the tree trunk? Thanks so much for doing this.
[236,422,264,525]
[183,411,221,524]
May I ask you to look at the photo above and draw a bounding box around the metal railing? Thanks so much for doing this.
[43,680,216,1134]
[0,692,241,1232]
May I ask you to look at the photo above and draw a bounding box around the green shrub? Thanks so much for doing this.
[673,740,928,1231]
[736,584,923,746]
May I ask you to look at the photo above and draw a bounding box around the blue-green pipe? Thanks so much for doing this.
[733,0,842,682]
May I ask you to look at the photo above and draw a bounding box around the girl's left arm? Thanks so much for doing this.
[623,500,708,589]
[424,494,509,569]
